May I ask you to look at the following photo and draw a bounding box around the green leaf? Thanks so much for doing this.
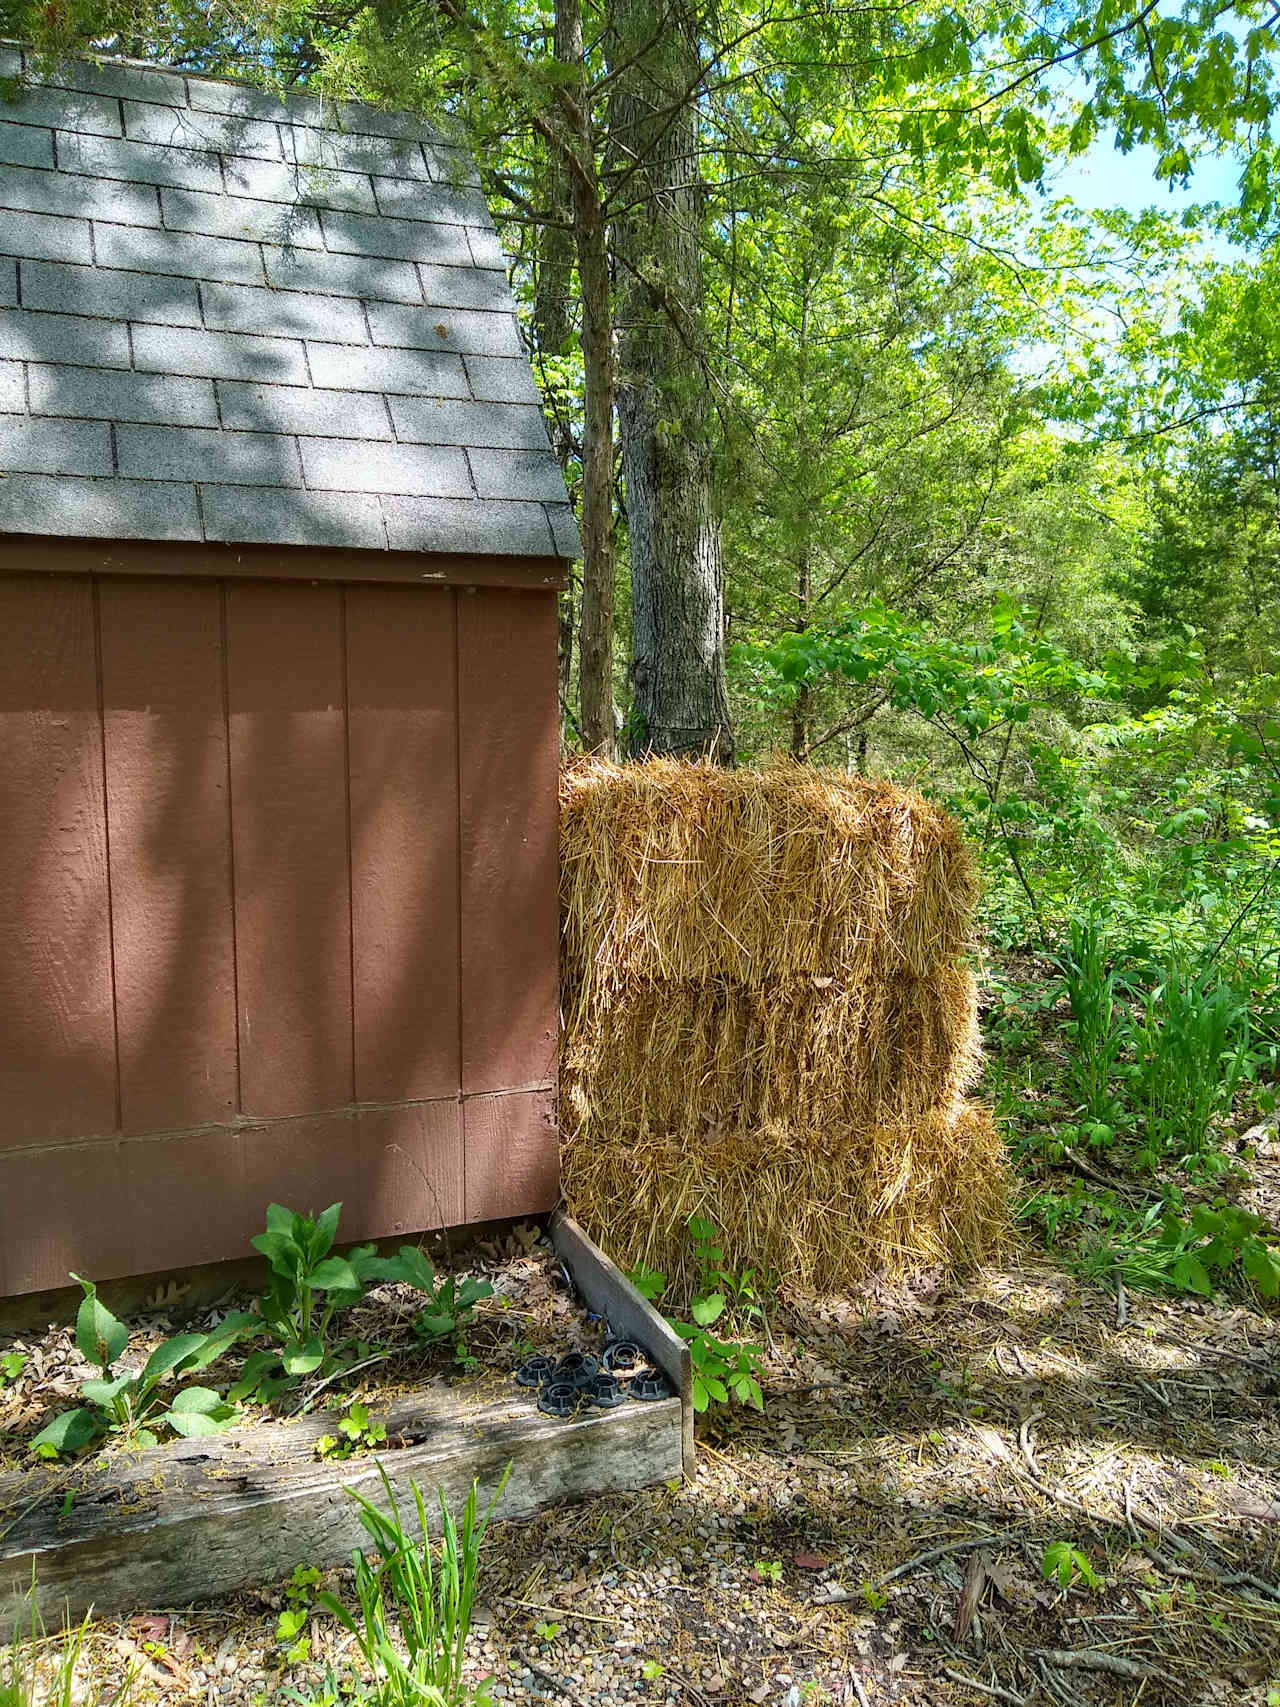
[313,1203,343,1261]
[308,1257,362,1293]
[690,1293,726,1327]
[1172,1254,1213,1296]
[71,1275,128,1372]
[30,1407,100,1455]
[169,1385,227,1415]
[282,1340,325,1375]
[81,1372,134,1407]
[1243,1243,1280,1298]
[141,1333,215,1387]
[166,1406,237,1438]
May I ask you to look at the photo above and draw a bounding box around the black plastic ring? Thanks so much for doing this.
[538,1381,583,1419]
[515,1356,557,1388]
[602,1340,645,1374]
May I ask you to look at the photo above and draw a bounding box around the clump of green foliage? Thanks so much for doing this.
[630,1217,766,1414]
[235,1205,493,1401]
[314,1464,509,1707]
[2,1599,137,1707]
[29,1278,255,1455]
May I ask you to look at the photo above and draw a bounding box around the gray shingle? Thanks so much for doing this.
[56,128,223,191]
[160,186,324,249]
[0,415,113,474]
[221,154,378,215]
[0,360,22,411]
[463,355,541,405]
[263,243,420,304]
[466,226,507,271]
[390,397,551,452]
[133,323,308,384]
[319,207,471,266]
[470,447,572,503]
[29,363,218,426]
[2,84,123,137]
[201,482,385,547]
[117,424,304,485]
[200,280,368,345]
[123,98,283,161]
[0,306,130,368]
[0,160,159,224]
[284,124,433,182]
[299,437,471,496]
[371,175,489,225]
[22,259,201,326]
[368,301,521,357]
[0,206,90,263]
[381,494,554,555]
[306,341,469,397]
[416,261,511,313]
[0,122,56,169]
[186,79,323,129]
[25,58,187,106]
[330,101,451,145]
[0,56,573,556]
[545,502,582,558]
[95,221,265,285]
[216,380,392,439]
[0,473,201,538]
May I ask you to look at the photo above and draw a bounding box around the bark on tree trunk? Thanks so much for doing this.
[607,0,733,763]
[532,9,580,748]
[557,0,617,757]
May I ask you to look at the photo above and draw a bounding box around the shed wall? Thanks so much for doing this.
[0,554,560,1295]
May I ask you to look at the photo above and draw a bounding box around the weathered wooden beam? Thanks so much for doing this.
[549,1209,695,1477]
[0,1383,681,1638]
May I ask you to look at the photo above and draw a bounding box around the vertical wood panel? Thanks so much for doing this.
[0,575,115,1149]
[100,578,238,1135]
[347,585,460,1103]
[226,581,353,1119]
[457,588,560,1093]
[463,1090,559,1225]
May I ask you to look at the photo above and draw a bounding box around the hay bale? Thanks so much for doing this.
[559,758,1009,1292]
[562,1109,1011,1296]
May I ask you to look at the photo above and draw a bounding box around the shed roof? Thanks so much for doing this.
[0,47,580,558]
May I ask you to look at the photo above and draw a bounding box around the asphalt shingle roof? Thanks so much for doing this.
[0,47,580,557]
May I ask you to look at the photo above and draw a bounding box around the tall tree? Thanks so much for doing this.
[607,0,733,760]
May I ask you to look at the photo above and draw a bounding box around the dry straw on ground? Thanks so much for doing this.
[560,758,1009,1293]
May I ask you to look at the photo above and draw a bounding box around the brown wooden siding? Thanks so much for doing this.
[0,561,560,1296]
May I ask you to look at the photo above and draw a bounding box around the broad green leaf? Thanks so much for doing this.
[81,1372,134,1407]
[30,1407,100,1455]
[141,1333,213,1387]
[71,1275,128,1372]
[309,1257,362,1293]
[282,1340,325,1375]
[690,1293,726,1327]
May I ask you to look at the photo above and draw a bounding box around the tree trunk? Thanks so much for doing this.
[553,0,617,758]
[573,175,617,756]
[532,6,580,749]
[607,0,733,763]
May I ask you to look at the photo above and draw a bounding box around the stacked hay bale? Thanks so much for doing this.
[560,758,1009,1295]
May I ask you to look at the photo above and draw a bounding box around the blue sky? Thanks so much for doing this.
[1051,137,1243,215]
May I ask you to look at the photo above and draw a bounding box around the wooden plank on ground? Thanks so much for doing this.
[550,1209,695,1477]
[0,1384,681,1638]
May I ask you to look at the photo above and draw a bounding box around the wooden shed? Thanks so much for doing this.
[0,49,579,1298]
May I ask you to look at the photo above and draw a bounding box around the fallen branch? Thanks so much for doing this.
[1028,1647,1154,1680]
[815,1534,1004,1601]
[943,1669,1028,1706]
